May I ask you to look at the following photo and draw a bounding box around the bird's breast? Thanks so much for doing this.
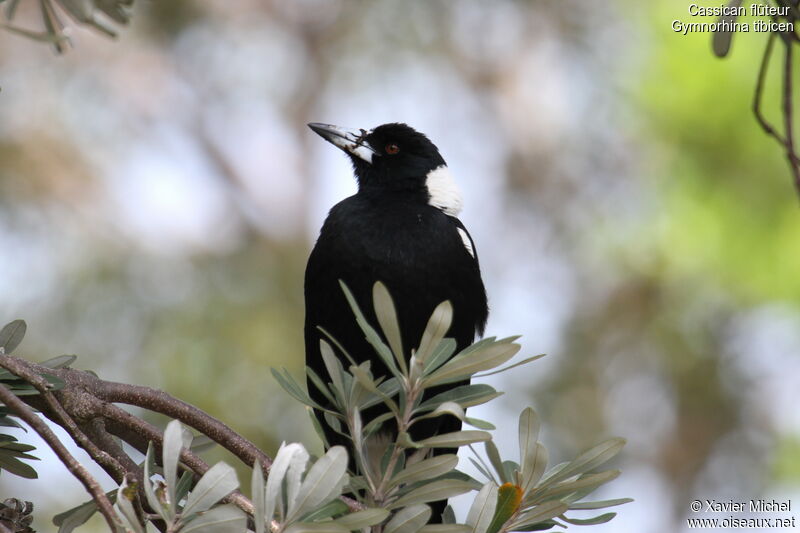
[332,203,461,267]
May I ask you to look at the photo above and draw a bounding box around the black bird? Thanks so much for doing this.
[304,122,488,519]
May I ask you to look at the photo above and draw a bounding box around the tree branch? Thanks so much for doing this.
[4,357,271,474]
[4,354,366,518]
[100,402,256,515]
[92,379,272,472]
[0,355,128,485]
[0,356,261,516]
[0,383,119,531]
[0,353,371,524]
[81,417,144,484]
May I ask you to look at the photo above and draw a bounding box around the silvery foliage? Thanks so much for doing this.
[273,282,632,533]
[115,420,246,533]
[1,0,133,50]
[1,281,630,532]
[465,408,632,533]
[0,320,71,481]
[250,443,388,533]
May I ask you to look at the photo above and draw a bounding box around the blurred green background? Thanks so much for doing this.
[1,1,799,531]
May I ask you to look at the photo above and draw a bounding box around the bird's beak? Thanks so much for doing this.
[308,123,378,164]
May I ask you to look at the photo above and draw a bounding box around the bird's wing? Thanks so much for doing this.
[451,217,481,265]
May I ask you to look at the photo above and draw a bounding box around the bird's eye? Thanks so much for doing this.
[385,143,400,155]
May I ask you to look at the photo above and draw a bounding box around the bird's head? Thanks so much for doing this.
[308,122,462,215]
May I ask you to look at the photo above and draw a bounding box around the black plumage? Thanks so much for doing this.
[304,122,488,518]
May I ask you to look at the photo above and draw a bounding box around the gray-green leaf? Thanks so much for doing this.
[384,504,432,533]
[179,504,247,533]
[416,431,491,448]
[0,319,26,354]
[388,455,459,489]
[418,384,501,412]
[510,501,568,530]
[163,420,192,518]
[266,443,309,522]
[334,508,390,530]
[416,301,453,364]
[284,522,350,533]
[301,499,349,522]
[418,402,465,422]
[373,281,407,374]
[484,441,506,484]
[339,281,400,378]
[540,438,625,487]
[0,449,38,479]
[424,341,520,386]
[390,480,474,509]
[568,497,633,510]
[252,459,266,533]
[419,526,472,533]
[423,338,458,375]
[466,483,497,533]
[182,462,239,517]
[560,512,617,526]
[555,469,620,498]
[320,340,347,403]
[53,492,116,533]
[288,446,348,521]
[273,368,325,410]
[518,408,545,491]
[464,417,495,430]
[39,355,77,369]
[143,442,168,521]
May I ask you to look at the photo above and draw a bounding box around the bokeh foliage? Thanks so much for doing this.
[1,1,799,532]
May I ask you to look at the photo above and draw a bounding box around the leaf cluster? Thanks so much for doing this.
[466,409,631,533]
[250,443,388,533]
[0,320,77,481]
[0,0,133,52]
[115,420,246,533]
[274,283,537,518]
[1,281,631,533]
[272,282,629,533]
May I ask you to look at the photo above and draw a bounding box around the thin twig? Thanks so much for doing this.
[82,417,144,482]
[101,402,210,475]
[750,14,800,195]
[781,35,800,193]
[100,404,256,515]
[81,418,154,515]
[0,383,119,531]
[753,33,783,142]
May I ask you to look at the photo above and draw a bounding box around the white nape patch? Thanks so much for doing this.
[425,165,463,216]
[457,228,475,258]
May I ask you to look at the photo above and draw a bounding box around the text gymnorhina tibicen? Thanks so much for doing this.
[305,122,489,520]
